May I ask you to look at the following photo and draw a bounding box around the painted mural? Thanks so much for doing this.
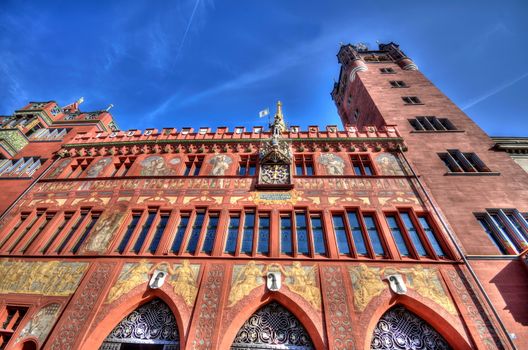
[106,260,200,306]
[46,158,71,179]
[16,303,61,344]
[83,209,126,253]
[349,264,386,311]
[209,154,232,175]
[375,153,405,176]
[319,153,345,175]
[0,260,87,296]
[228,262,321,310]
[140,155,180,176]
[86,157,112,177]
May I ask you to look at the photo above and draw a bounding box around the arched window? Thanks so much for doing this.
[371,306,451,350]
[100,298,179,350]
[231,302,314,350]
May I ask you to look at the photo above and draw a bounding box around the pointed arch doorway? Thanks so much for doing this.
[371,306,452,350]
[99,298,179,350]
[230,302,314,350]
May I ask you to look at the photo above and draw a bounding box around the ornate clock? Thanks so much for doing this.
[260,164,290,185]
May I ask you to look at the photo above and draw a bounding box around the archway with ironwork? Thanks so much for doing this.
[230,301,314,350]
[99,298,179,350]
[371,306,452,350]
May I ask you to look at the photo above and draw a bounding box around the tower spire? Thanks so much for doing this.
[271,100,287,136]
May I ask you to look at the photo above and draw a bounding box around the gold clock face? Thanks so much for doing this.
[260,164,290,185]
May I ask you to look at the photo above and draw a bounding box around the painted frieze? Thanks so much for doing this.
[83,209,126,253]
[0,260,87,296]
[86,157,112,177]
[349,264,386,311]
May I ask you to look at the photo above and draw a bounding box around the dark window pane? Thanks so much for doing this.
[20,215,52,253]
[347,212,367,255]
[248,164,256,176]
[149,215,169,253]
[186,212,205,253]
[241,213,255,254]
[133,212,156,253]
[118,214,140,253]
[353,165,362,175]
[478,218,507,254]
[280,216,293,255]
[258,216,270,254]
[401,213,427,256]
[490,214,521,252]
[332,215,350,254]
[364,166,373,176]
[171,216,189,253]
[296,164,303,175]
[311,216,326,255]
[201,215,218,254]
[71,214,99,253]
[225,216,240,254]
[41,214,71,253]
[364,215,385,256]
[184,164,192,176]
[386,216,410,257]
[57,213,87,253]
[418,217,445,257]
[296,213,309,254]
[305,165,314,176]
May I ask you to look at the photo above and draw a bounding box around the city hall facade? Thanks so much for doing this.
[0,43,526,350]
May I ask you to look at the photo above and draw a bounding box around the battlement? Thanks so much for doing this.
[66,124,402,146]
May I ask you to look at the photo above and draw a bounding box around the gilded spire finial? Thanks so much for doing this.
[271,101,286,136]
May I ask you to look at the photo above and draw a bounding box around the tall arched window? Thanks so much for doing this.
[100,298,179,350]
[231,302,314,350]
[371,306,451,350]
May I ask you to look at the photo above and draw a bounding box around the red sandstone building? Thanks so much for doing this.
[0,42,526,350]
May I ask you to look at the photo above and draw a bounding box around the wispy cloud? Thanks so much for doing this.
[462,72,528,110]
[174,0,201,61]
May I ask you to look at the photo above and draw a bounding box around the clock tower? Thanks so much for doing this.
[256,101,293,189]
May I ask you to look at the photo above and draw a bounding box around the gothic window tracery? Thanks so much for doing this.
[230,302,314,350]
[371,306,451,350]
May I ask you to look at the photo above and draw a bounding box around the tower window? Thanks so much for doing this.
[438,150,491,173]
[389,80,408,88]
[402,96,422,105]
[379,67,396,74]
[409,116,456,131]
[475,209,528,255]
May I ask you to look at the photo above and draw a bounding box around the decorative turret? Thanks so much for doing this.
[378,42,418,71]
[257,101,293,189]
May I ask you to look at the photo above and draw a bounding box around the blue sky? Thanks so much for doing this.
[1,0,527,136]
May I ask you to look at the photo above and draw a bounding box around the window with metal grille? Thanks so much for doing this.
[294,155,314,175]
[238,155,257,176]
[475,209,528,255]
[350,154,375,175]
[409,116,456,131]
[389,80,407,88]
[402,96,422,105]
[438,150,491,173]
[331,210,386,258]
[385,211,448,259]
[379,67,396,74]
